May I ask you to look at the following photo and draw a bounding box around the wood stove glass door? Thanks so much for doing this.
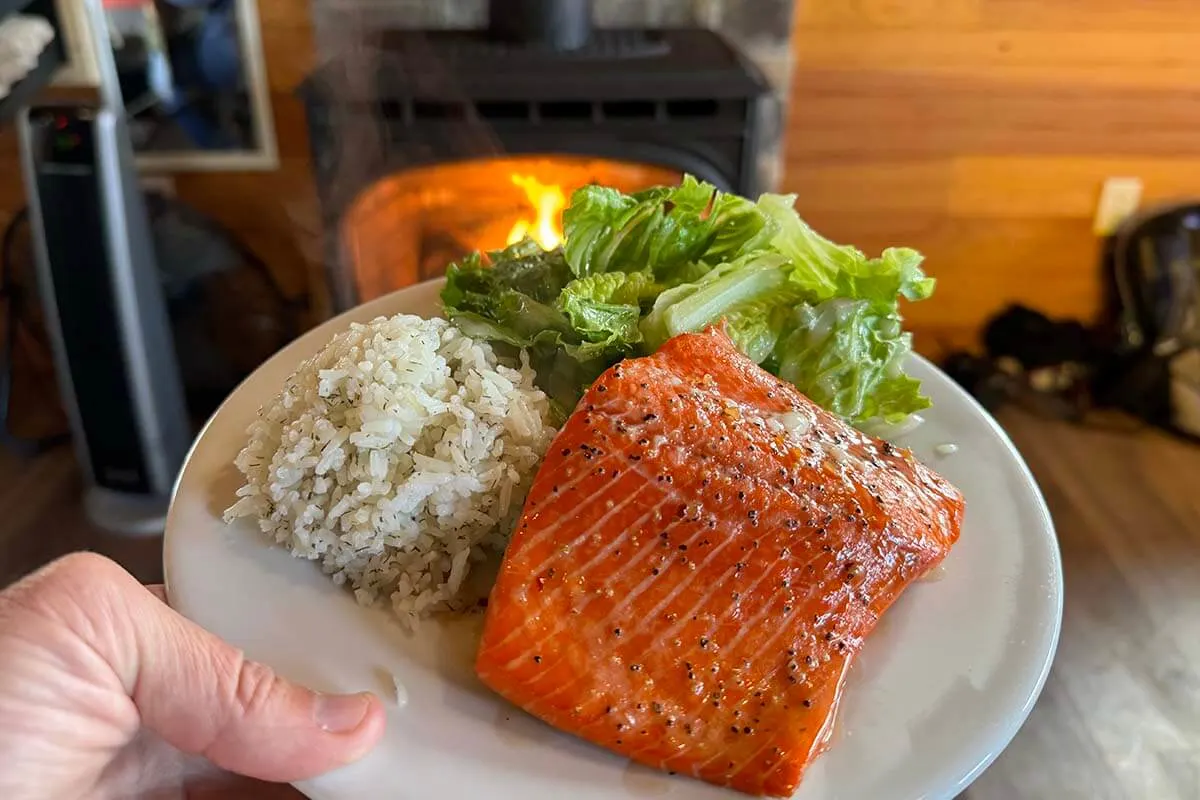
[341,155,681,303]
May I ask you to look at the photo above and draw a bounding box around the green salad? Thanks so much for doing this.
[440,176,934,429]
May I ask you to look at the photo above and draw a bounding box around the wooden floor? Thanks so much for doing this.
[0,410,1197,799]
[967,412,1200,800]
[0,445,164,587]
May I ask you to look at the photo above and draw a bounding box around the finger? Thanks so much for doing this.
[146,584,169,604]
[34,553,386,783]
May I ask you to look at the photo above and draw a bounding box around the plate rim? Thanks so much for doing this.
[911,360,1064,794]
[164,277,1064,799]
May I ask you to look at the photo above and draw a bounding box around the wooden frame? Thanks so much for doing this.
[52,0,277,172]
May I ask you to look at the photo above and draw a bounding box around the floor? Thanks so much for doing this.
[967,412,1200,800]
[1,410,1197,799]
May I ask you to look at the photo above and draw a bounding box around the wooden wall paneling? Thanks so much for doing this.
[795,30,1200,90]
[792,72,1200,160]
[782,0,1200,356]
[949,157,1200,219]
[976,0,1200,31]
[795,0,984,29]
[799,0,1200,32]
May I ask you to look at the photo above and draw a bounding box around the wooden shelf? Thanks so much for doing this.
[0,42,63,126]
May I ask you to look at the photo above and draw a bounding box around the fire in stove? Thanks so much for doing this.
[340,156,680,301]
[506,174,566,250]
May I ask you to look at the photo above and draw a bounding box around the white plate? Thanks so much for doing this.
[164,279,1063,800]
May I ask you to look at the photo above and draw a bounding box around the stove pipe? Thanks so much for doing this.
[487,0,593,51]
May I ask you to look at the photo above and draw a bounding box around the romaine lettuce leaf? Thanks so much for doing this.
[442,239,574,308]
[720,283,808,365]
[442,242,607,414]
[557,298,641,345]
[553,271,664,358]
[561,176,773,278]
[758,193,935,308]
[640,253,789,350]
[442,176,937,429]
[558,270,662,307]
[775,299,931,424]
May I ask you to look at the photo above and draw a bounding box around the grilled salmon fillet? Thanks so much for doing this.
[475,327,964,797]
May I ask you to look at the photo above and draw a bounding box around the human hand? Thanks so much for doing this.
[0,552,386,799]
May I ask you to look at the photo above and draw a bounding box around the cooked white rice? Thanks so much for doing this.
[223,313,556,623]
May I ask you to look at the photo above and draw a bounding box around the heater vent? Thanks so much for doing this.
[540,101,592,120]
[384,97,730,125]
[411,101,467,120]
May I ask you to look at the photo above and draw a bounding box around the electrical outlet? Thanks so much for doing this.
[1094,176,1143,236]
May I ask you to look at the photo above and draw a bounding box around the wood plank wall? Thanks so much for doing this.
[781,0,1200,355]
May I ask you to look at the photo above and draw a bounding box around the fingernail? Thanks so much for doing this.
[314,692,371,733]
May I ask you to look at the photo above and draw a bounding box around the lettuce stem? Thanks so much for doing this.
[662,257,787,338]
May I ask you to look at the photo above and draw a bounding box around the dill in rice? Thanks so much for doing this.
[222,314,556,624]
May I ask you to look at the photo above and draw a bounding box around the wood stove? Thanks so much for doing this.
[301,0,775,312]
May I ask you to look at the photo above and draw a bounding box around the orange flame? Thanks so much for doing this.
[506,174,566,249]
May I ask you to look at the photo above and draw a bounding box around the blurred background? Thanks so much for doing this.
[0,1,1198,798]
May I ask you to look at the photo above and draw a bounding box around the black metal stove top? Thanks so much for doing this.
[301,26,770,181]
[320,28,767,104]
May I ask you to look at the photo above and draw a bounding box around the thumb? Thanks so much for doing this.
[55,553,386,782]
